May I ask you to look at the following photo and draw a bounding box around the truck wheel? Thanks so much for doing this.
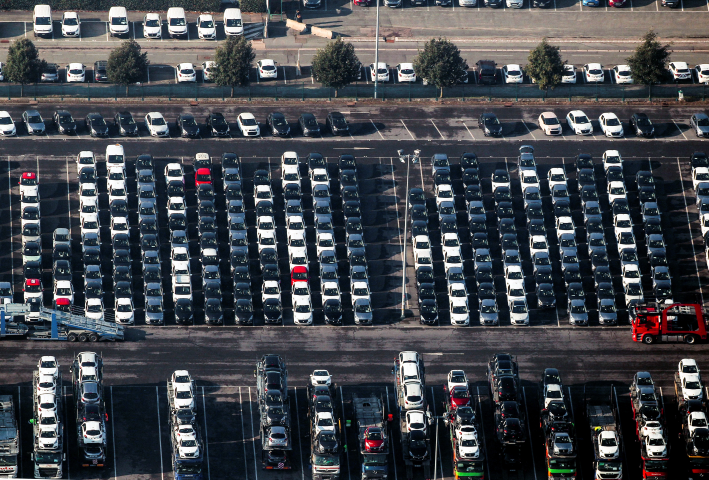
[79,332,89,342]
[642,335,654,344]
[67,333,78,342]
[89,333,99,342]
[685,334,697,344]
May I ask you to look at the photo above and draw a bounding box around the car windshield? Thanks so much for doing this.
[27,115,42,123]
[698,118,709,127]
[200,19,214,28]
[511,304,527,314]
[570,304,586,314]
[119,115,134,125]
[483,116,499,125]
[90,116,105,126]
[241,117,257,126]
[170,17,186,26]
[687,381,702,389]
[606,117,620,126]
[576,115,589,124]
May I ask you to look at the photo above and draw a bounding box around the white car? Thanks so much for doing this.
[602,150,623,171]
[447,370,468,392]
[61,12,80,37]
[165,163,184,184]
[622,265,639,290]
[35,374,57,396]
[608,181,627,205]
[282,166,300,189]
[262,281,281,303]
[107,166,126,191]
[310,168,330,188]
[314,412,336,433]
[237,113,260,136]
[614,214,633,237]
[282,151,299,169]
[176,63,196,83]
[258,230,277,253]
[321,282,340,304]
[53,281,74,304]
[396,63,416,82]
[624,282,644,307]
[292,282,311,306]
[66,63,86,83]
[36,394,58,415]
[369,63,390,82]
[548,168,567,191]
[145,112,169,137]
[693,167,709,191]
[413,235,432,260]
[561,64,577,84]
[530,236,548,257]
[599,113,624,138]
[172,246,190,272]
[110,216,128,237]
[223,8,244,36]
[311,370,332,387]
[197,14,216,39]
[520,170,540,192]
[143,13,162,38]
[556,216,575,239]
[701,214,709,237]
[448,283,468,302]
[202,61,215,82]
[293,298,313,325]
[406,410,429,435]
[597,431,620,459]
[257,215,276,238]
[696,64,709,84]
[351,281,371,306]
[566,110,593,135]
[84,298,104,321]
[583,63,604,83]
[642,433,667,458]
[441,233,461,257]
[669,61,691,81]
[537,112,561,136]
[509,299,529,326]
[0,111,16,136]
[449,298,469,327]
[115,297,134,324]
[687,411,709,437]
[679,359,701,382]
[456,428,480,458]
[79,182,98,202]
[171,382,195,410]
[435,184,454,207]
[38,356,59,378]
[542,384,564,409]
[502,64,523,83]
[612,64,633,84]
[81,214,100,236]
[80,197,98,223]
[679,374,704,401]
[258,59,278,79]
[168,197,185,217]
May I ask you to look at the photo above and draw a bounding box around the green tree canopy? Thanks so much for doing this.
[413,38,468,97]
[107,40,149,92]
[4,38,46,94]
[311,37,361,96]
[212,36,255,97]
[626,30,671,85]
[525,38,565,91]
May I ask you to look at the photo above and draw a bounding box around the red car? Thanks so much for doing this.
[195,167,212,186]
[55,297,71,312]
[291,266,308,285]
[608,0,625,6]
[353,0,373,5]
[363,427,385,452]
[448,386,471,410]
[20,172,38,186]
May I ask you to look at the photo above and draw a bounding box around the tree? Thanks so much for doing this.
[4,38,46,96]
[626,30,671,85]
[107,40,149,94]
[413,38,468,98]
[525,38,565,92]
[311,37,361,97]
[212,36,255,97]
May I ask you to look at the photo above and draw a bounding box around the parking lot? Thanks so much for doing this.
[0,104,707,328]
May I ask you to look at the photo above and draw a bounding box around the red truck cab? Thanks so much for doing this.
[631,302,708,345]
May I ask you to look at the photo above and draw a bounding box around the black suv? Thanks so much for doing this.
[53,110,76,135]
[176,114,200,138]
[94,61,108,83]
[476,60,497,83]
[326,112,349,136]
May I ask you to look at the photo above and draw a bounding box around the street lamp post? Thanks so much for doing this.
[374,0,380,99]
[399,149,420,320]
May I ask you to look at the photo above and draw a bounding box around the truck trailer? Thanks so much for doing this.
[631,302,708,344]
[167,372,203,480]
[353,395,389,480]
[0,396,19,478]
[586,388,623,480]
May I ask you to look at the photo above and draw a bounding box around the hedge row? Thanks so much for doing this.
[0,0,224,12]
[240,0,267,12]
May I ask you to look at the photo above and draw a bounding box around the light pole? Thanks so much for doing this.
[399,148,420,320]
[374,0,380,99]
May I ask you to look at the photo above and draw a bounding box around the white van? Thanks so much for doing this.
[108,7,129,37]
[223,8,244,36]
[167,7,187,38]
[33,5,53,38]
[105,144,125,168]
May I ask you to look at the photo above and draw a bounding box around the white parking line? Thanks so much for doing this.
[522,120,537,140]
[294,387,304,480]
[64,386,70,480]
[248,387,259,480]
[238,387,249,480]
[401,119,416,140]
[673,120,689,140]
[155,386,164,480]
[462,121,476,140]
[430,119,445,140]
[201,387,211,480]
[675,156,705,305]
[6,156,13,288]
[475,387,492,480]
[111,386,117,480]
[429,387,444,480]
[522,387,539,480]
[370,119,385,140]
[16,386,21,477]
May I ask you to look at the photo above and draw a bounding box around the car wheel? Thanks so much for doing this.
[685,334,697,344]
[642,334,654,344]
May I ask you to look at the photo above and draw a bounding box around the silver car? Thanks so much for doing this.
[479,298,499,326]
[691,113,709,137]
[568,299,588,326]
[354,298,373,325]
[598,298,617,325]
[23,110,45,135]
[266,426,289,447]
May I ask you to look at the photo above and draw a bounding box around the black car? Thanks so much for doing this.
[343,201,361,218]
[407,430,428,461]
[465,184,483,202]
[339,154,356,170]
[204,298,223,325]
[176,114,200,138]
[264,298,284,324]
[53,244,72,261]
[411,220,428,239]
[416,266,434,289]
[53,260,72,281]
[83,247,101,265]
[206,112,230,137]
[630,113,654,137]
[691,152,709,170]
[479,113,502,136]
[323,299,342,325]
[85,113,109,137]
[461,152,478,170]
[536,283,556,308]
[235,298,254,325]
[420,298,438,325]
[136,154,154,172]
[575,153,594,169]
[410,204,427,222]
[166,180,184,198]
[175,298,194,325]
[299,113,320,136]
[417,283,436,304]
[93,61,108,82]
[53,110,76,135]
[463,168,480,187]
[112,233,130,251]
[340,169,358,187]
[326,112,349,135]
[110,199,128,217]
[114,111,138,136]
[267,112,290,137]
[24,261,42,279]
[408,188,426,208]
[197,184,215,201]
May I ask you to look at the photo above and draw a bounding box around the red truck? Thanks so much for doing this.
[630,303,708,345]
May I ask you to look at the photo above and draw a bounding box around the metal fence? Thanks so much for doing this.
[1,81,707,101]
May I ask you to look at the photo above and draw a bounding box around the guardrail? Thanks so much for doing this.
[0,82,706,101]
